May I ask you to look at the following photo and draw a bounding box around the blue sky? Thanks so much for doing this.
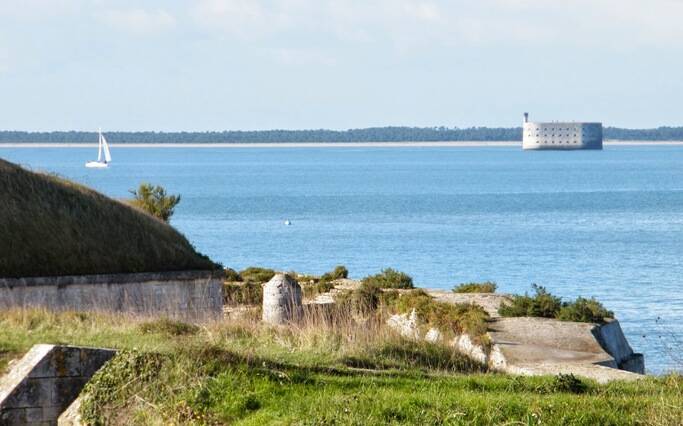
[1,0,682,131]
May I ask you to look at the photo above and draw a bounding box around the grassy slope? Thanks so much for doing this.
[0,309,680,425]
[0,159,216,277]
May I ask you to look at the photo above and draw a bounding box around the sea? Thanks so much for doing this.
[1,144,682,374]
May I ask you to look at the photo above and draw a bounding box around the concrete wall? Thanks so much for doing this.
[0,270,223,320]
[593,319,645,374]
[523,122,603,150]
[0,345,115,425]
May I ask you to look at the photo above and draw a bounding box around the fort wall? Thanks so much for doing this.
[0,270,222,320]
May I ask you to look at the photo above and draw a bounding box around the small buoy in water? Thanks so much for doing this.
[284,220,291,226]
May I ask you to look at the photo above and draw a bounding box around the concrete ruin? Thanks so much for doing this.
[0,270,223,320]
[262,273,303,325]
[0,345,115,425]
[311,283,645,383]
[422,291,644,383]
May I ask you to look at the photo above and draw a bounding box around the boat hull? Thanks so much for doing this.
[85,161,108,168]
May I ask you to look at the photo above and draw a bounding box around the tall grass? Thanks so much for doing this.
[0,159,217,277]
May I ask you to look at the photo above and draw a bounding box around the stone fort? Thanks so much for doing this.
[522,113,603,150]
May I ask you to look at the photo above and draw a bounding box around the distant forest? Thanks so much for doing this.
[1,126,683,143]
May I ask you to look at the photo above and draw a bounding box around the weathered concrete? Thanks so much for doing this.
[0,270,223,320]
[0,345,115,425]
[262,274,302,325]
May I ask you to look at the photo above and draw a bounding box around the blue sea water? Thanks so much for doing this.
[2,145,682,374]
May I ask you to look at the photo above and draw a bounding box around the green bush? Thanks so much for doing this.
[453,282,497,293]
[498,284,562,319]
[557,297,614,323]
[129,183,181,222]
[335,282,383,314]
[224,267,242,282]
[499,285,613,324]
[321,265,349,281]
[223,282,263,305]
[362,268,414,289]
[239,267,276,283]
[547,374,589,394]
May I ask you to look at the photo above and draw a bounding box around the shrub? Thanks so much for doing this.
[223,282,263,305]
[362,268,414,289]
[453,282,497,293]
[335,282,383,314]
[224,267,242,282]
[129,183,181,222]
[499,285,614,324]
[239,267,276,283]
[498,284,562,319]
[321,265,349,281]
[557,297,614,323]
[547,374,588,394]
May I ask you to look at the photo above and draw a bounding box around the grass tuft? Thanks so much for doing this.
[453,282,498,293]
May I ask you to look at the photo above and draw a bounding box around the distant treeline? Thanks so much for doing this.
[1,126,683,143]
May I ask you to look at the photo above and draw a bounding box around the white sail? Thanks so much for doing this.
[102,134,112,162]
[97,132,103,162]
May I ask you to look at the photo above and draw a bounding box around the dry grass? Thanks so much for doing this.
[0,159,217,277]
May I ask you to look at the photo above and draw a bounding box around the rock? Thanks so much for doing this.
[425,328,442,343]
[262,273,303,325]
[387,309,420,339]
[453,334,488,364]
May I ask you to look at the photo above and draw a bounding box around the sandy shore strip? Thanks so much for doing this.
[1,141,682,148]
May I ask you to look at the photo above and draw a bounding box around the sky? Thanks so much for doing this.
[1,0,682,131]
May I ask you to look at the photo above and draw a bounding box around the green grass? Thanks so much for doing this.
[0,159,217,277]
[453,282,498,293]
[0,309,680,425]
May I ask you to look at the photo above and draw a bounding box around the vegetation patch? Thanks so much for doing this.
[499,284,614,323]
[0,159,217,278]
[138,318,200,336]
[223,281,264,306]
[453,281,498,293]
[388,290,490,339]
[224,267,242,282]
[239,267,276,283]
[361,268,414,289]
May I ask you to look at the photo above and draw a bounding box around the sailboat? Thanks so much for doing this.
[85,129,112,168]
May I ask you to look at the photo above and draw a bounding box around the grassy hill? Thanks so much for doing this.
[0,159,217,278]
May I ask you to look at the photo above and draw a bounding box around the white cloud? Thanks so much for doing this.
[102,8,176,36]
[188,0,683,49]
